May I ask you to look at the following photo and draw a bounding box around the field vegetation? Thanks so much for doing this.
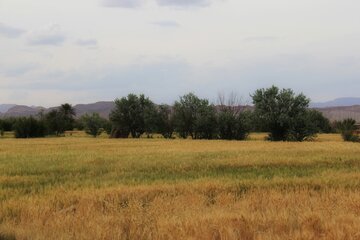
[0,133,359,239]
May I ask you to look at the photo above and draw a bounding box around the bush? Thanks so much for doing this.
[0,118,17,131]
[81,113,107,137]
[308,110,332,133]
[335,118,359,142]
[13,117,46,138]
[252,86,317,141]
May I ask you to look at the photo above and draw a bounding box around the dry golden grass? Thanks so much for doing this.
[0,134,360,239]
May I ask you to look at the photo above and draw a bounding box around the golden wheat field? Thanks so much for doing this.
[0,133,360,240]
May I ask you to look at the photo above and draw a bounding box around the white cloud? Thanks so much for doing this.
[151,20,180,28]
[101,0,214,8]
[76,39,98,47]
[102,0,144,8]
[28,24,66,46]
[0,23,25,38]
[156,0,212,7]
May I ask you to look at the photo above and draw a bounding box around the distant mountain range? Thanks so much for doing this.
[310,98,360,108]
[0,104,16,113]
[1,98,360,122]
[0,101,115,119]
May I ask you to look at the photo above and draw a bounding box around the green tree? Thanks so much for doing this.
[45,109,64,136]
[252,86,316,141]
[193,103,218,139]
[13,117,46,138]
[81,113,106,137]
[217,93,252,140]
[109,94,155,138]
[0,120,4,137]
[45,104,76,136]
[156,105,175,139]
[173,93,217,139]
[307,109,332,133]
[59,103,76,131]
[0,117,16,131]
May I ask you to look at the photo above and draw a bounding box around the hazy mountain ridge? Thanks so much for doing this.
[0,102,115,119]
[0,104,16,113]
[311,98,360,108]
[1,100,360,122]
[314,105,360,122]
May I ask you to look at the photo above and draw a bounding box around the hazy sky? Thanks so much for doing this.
[1,0,360,106]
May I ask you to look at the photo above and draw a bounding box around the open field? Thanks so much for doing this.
[0,134,360,239]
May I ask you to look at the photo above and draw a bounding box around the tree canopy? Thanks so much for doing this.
[252,86,317,141]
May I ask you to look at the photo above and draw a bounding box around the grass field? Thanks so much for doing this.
[0,133,359,239]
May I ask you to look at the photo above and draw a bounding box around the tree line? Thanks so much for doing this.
[0,86,358,142]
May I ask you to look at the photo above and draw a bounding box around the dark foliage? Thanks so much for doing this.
[13,117,46,138]
[80,113,109,137]
[110,94,156,138]
[173,93,218,139]
[45,104,76,136]
[252,86,317,141]
[156,105,175,139]
[335,118,359,142]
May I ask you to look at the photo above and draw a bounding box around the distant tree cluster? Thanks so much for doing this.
[108,86,332,141]
[109,93,251,140]
[0,86,343,142]
[0,104,110,138]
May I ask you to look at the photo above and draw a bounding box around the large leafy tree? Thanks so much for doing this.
[59,103,76,131]
[252,86,316,141]
[173,93,217,139]
[156,104,175,139]
[109,94,156,138]
[217,93,252,140]
[193,103,218,139]
[45,104,76,136]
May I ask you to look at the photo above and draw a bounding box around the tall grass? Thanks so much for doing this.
[0,134,359,239]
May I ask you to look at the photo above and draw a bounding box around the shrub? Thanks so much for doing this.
[336,118,359,142]
[13,117,46,138]
[81,113,107,137]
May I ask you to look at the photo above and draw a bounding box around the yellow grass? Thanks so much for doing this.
[0,134,359,239]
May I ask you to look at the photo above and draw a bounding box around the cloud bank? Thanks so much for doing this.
[151,20,180,27]
[102,0,144,8]
[102,0,214,8]
[76,39,98,47]
[27,24,66,46]
[0,23,25,38]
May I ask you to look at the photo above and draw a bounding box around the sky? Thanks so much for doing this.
[0,0,360,107]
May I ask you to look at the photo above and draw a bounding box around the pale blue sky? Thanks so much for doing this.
[0,0,360,106]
